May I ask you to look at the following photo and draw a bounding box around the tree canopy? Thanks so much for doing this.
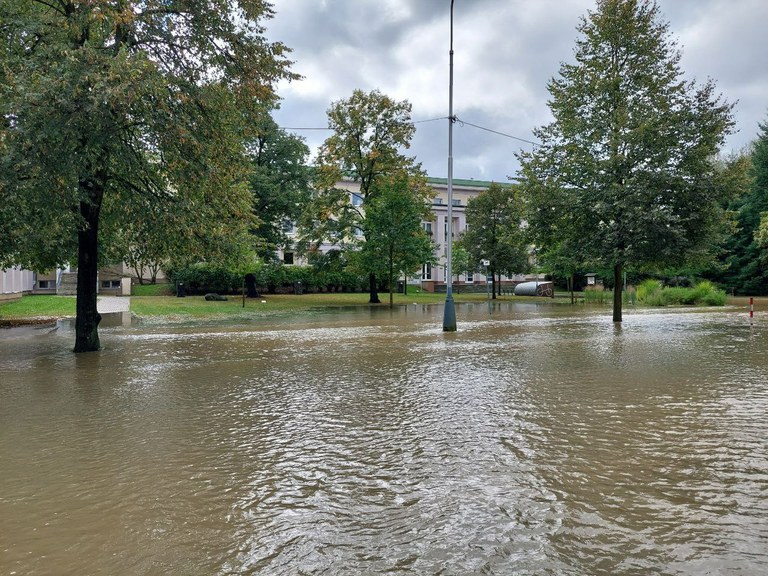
[357,173,435,307]
[518,0,734,321]
[299,89,429,304]
[713,123,768,294]
[247,115,312,262]
[458,182,528,298]
[0,0,297,351]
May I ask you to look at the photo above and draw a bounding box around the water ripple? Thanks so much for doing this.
[1,306,767,574]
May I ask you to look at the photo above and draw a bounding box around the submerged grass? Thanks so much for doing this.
[3,290,558,326]
[6,282,729,327]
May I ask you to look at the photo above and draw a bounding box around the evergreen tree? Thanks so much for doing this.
[518,0,734,321]
[719,124,768,294]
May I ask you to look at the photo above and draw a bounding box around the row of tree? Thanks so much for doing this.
[2,0,767,353]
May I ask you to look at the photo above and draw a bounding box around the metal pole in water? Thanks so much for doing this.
[482,259,491,314]
[442,0,457,332]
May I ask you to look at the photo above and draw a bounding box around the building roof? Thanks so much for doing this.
[426,177,512,188]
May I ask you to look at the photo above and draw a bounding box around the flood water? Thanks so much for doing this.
[1,303,767,575]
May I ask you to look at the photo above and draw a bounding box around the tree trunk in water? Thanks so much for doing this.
[492,269,497,299]
[74,194,103,353]
[368,272,380,304]
[612,263,623,323]
[569,273,575,304]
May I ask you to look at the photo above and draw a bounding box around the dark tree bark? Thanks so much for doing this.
[368,272,380,304]
[612,263,623,323]
[73,183,104,353]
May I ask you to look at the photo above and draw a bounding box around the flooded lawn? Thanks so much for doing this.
[1,303,767,574]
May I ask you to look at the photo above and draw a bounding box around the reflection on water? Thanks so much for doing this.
[1,304,767,575]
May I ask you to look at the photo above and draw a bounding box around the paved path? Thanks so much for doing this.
[97,296,131,313]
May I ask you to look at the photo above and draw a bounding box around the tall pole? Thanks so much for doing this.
[442,0,457,332]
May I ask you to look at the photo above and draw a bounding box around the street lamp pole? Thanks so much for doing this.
[442,0,457,332]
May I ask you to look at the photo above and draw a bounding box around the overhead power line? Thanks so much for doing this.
[453,117,540,147]
[279,116,541,147]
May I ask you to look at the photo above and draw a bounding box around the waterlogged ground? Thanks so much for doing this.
[1,302,767,575]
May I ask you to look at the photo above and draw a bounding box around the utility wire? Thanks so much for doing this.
[279,116,541,147]
[280,116,446,131]
[454,117,540,147]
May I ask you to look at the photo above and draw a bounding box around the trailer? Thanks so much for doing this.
[513,281,554,297]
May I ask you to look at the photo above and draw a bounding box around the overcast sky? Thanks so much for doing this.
[265,0,768,183]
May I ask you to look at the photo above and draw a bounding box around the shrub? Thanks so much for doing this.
[636,279,662,303]
[636,278,726,307]
[167,262,369,295]
[691,280,727,306]
[166,263,242,295]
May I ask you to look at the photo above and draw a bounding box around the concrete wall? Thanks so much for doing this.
[0,267,35,301]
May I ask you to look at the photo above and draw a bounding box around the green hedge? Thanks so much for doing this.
[165,263,243,295]
[166,263,366,295]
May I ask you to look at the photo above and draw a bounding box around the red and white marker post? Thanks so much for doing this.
[750,297,754,326]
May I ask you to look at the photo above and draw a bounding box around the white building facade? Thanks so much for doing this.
[281,176,527,292]
[0,267,35,301]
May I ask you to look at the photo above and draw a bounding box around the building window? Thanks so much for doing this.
[351,193,363,207]
[38,280,51,289]
[423,222,433,235]
[282,219,295,233]
[283,252,294,265]
[452,199,462,206]
[422,262,432,280]
[101,280,120,288]
[433,197,443,205]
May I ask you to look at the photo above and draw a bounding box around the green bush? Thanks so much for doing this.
[252,263,366,294]
[636,278,726,306]
[166,263,243,295]
[167,262,369,295]
[636,279,662,302]
[691,280,727,306]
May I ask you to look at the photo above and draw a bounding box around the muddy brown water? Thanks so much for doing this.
[1,303,767,575]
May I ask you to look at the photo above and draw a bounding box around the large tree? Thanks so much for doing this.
[518,0,734,322]
[300,89,426,304]
[715,124,768,294]
[0,0,296,351]
[357,173,435,307]
[248,115,311,262]
[458,183,528,298]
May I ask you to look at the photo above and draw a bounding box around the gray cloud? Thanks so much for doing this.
[266,0,768,181]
